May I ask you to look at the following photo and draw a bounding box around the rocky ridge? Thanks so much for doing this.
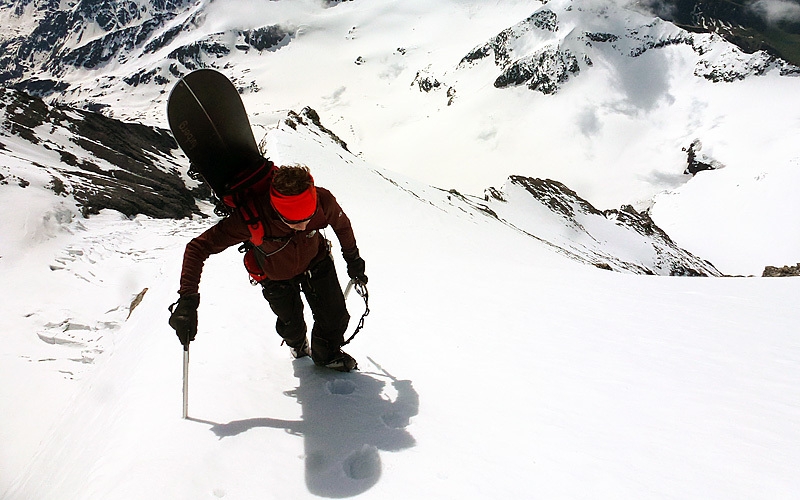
[0,87,200,218]
[478,177,723,276]
[762,264,800,277]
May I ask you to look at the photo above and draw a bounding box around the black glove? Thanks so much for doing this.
[168,293,200,347]
[345,253,368,285]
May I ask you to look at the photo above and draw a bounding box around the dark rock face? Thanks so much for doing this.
[0,87,200,218]
[243,26,291,52]
[682,138,722,175]
[164,26,291,71]
[762,264,800,277]
[0,0,293,98]
[56,15,175,70]
[650,0,800,66]
[494,47,581,94]
[1,1,192,83]
[509,176,602,220]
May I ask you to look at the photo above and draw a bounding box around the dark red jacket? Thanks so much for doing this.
[178,187,357,295]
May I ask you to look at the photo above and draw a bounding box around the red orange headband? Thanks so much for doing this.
[269,181,317,223]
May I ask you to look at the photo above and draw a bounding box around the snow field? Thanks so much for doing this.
[3,121,799,499]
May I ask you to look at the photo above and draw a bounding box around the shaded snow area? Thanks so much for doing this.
[2,120,799,499]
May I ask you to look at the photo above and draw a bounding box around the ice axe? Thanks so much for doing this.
[168,297,194,419]
[344,278,363,300]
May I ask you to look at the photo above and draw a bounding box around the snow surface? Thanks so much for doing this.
[2,110,800,499]
[2,0,800,498]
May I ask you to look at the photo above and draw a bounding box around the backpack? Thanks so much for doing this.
[219,157,277,246]
[208,157,280,284]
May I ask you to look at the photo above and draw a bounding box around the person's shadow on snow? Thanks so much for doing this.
[195,358,418,498]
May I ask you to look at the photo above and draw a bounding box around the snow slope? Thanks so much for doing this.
[2,113,799,499]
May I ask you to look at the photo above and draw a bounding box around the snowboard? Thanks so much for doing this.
[167,69,263,196]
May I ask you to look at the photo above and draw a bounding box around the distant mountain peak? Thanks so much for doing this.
[1,0,797,119]
[455,0,798,95]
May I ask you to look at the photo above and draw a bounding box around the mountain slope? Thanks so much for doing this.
[2,99,799,499]
[1,0,799,274]
[0,89,721,276]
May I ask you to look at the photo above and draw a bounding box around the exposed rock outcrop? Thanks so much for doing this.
[0,87,200,218]
[762,264,800,277]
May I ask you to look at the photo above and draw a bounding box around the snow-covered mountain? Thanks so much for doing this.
[2,0,796,100]
[2,0,799,275]
[0,87,721,275]
[2,83,799,499]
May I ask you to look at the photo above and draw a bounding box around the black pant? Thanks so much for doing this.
[261,255,350,364]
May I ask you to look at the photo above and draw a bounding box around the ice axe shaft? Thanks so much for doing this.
[182,344,189,419]
[367,356,398,382]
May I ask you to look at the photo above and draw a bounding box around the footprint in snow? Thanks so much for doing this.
[327,379,356,395]
[344,445,381,480]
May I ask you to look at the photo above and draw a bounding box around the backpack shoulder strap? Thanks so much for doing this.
[238,197,266,245]
[225,159,278,246]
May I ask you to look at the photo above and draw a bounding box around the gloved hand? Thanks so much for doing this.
[168,293,200,347]
[346,253,368,285]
